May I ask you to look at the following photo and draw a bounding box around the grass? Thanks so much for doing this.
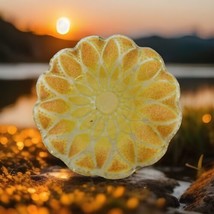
[160,106,214,166]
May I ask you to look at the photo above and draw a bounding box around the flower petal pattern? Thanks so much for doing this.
[33,35,182,179]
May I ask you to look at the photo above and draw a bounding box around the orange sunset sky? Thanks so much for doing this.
[0,0,213,40]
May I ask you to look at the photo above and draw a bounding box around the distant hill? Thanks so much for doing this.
[0,18,77,62]
[0,18,214,63]
[135,36,214,63]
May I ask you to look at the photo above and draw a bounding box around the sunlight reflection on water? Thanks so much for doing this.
[181,86,214,109]
[0,95,37,127]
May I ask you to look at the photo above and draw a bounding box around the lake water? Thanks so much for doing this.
[0,63,214,127]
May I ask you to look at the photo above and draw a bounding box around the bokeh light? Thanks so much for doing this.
[202,113,212,123]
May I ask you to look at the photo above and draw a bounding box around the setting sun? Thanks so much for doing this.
[56,17,71,35]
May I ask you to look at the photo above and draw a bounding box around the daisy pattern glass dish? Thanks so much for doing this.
[33,35,182,179]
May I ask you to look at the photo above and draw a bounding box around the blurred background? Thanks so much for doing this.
[0,0,213,165]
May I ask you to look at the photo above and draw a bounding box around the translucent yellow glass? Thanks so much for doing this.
[34,35,182,179]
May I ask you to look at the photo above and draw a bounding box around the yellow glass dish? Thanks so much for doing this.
[33,35,182,179]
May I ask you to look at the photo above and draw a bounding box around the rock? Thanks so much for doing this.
[37,166,180,213]
[180,167,214,214]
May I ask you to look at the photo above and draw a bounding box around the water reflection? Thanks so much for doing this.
[0,85,213,128]
[181,86,214,109]
[0,94,36,127]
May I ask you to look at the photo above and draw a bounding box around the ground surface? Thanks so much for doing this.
[0,125,190,214]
